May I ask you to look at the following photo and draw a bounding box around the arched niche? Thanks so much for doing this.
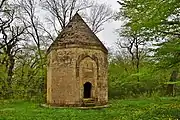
[76,54,98,78]
[76,55,98,99]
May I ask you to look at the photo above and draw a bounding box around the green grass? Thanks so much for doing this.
[0,97,180,120]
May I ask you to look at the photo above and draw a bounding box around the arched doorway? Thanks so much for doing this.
[84,82,92,98]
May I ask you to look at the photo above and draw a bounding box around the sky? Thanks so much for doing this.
[31,0,123,50]
[96,0,123,50]
[0,0,122,51]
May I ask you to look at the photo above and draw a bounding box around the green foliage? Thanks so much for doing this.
[118,0,180,31]
[108,56,176,99]
[0,64,8,99]
[0,48,46,101]
[114,0,180,99]
[118,0,180,67]
[1,97,180,120]
[154,38,180,68]
[12,50,46,101]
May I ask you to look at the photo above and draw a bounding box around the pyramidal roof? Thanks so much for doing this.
[47,13,108,53]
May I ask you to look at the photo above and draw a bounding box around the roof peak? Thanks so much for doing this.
[47,13,108,54]
[74,12,81,17]
[70,12,83,22]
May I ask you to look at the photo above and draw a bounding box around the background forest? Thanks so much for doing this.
[0,0,180,102]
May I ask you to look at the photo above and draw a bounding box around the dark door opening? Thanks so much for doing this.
[84,82,92,98]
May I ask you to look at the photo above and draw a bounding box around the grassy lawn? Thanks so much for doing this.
[0,97,180,120]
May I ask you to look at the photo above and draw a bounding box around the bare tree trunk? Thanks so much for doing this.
[134,37,140,82]
[167,70,178,96]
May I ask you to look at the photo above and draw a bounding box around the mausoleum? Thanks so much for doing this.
[46,13,108,107]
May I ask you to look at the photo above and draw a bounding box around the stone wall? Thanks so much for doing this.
[47,46,108,106]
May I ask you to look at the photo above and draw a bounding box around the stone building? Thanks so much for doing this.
[46,13,108,107]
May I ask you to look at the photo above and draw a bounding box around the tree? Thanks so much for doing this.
[116,28,148,81]
[117,0,180,96]
[41,0,113,34]
[117,0,180,68]
[83,3,113,33]
[15,0,51,97]
[0,0,28,97]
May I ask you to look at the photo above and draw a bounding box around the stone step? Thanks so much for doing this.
[83,99,95,102]
[84,103,95,107]
[82,98,96,107]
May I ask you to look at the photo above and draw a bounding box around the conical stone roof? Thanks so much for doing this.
[47,13,108,54]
